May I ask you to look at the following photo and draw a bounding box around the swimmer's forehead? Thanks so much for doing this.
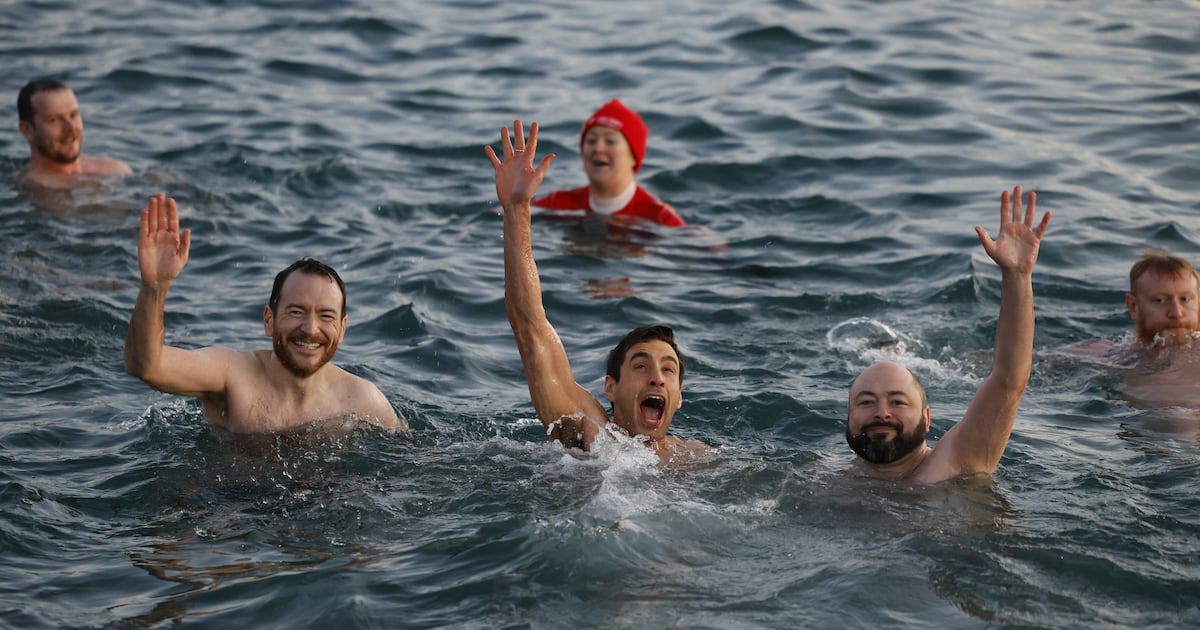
[625,340,679,363]
[849,363,919,398]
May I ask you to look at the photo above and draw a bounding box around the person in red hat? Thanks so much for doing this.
[485,119,707,464]
[532,99,685,227]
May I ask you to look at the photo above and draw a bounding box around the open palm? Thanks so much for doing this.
[486,120,555,210]
[976,186,1050,274]
[137,194,191,286]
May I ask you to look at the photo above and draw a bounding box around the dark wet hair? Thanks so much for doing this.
[605,325,685,384]
[18,77,68,124]
[269,258,347,316]
[1129,251,1199,293]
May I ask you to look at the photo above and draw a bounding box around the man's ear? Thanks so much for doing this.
[923,406,932,432]
[1125,293,1137,319]
[603,375,616,403]
[263,306,273,336]
[18,120,33,143]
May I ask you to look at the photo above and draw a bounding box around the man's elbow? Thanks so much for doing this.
[123,353,146,379]
[990,358,1033,390]
[124,354,165,389]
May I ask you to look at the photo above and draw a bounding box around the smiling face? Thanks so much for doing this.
[1126,270,1200,345]
[20,87,83,165]
[604,339,683,442]
[264,271,346,378]
[581,125,637,197]
[845,361,931,465]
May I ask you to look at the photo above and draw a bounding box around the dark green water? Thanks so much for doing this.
[2,1,1198,627]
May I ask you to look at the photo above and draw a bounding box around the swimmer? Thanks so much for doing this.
[486,120,705,463]
[1123,253,1200,347]
[124,194,404,433]
[532,99,686,228]
[1065,252,1200,408]
[845,186,1050,483]
[17,78,131,189]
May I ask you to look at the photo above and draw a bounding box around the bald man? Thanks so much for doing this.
[845,186,1050,483]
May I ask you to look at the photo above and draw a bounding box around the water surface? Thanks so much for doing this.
[2,0,1199,627]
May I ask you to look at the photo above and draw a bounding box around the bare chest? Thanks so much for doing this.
[202,379,356,433]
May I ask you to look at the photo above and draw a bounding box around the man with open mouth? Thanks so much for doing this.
[487,119,706,463]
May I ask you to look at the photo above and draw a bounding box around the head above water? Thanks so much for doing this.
[1125,251,1200,344]
[269,258,347,317]
[845,361,931,465]
[580,99,648,173]
[17,77,69,125]
[603,325,686,442]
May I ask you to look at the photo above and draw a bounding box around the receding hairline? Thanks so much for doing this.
[18,78,74,123]
[848,361,928,408]
[1130,251,1199,293]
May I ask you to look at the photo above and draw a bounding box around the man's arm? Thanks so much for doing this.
[486,121,609,447]
[926,186,1051,479]
[123,194,229,397]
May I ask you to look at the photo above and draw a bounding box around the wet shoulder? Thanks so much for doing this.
[80,155,132,175]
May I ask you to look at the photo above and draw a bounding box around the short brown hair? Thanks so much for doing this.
[269,258,346,316]
[606,325,684,384]
[1129,251,1199,293]
[18,77,68,124]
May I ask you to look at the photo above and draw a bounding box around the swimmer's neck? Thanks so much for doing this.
[589,179,636,203]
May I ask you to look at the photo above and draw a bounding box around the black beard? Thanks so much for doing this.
[845,420,928,465]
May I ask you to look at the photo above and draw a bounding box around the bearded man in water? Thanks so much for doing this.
[17,78,131,188]
[844,186,1050,483]
[124,194,404,433]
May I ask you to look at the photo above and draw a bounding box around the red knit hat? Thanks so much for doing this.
[580,99,648,172]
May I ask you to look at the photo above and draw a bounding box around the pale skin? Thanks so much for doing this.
[1114,268,1200,407]
[18,86,131,189]
[486,120,705,463]
[124,194,404,433]
[1125,270,1200,345]
[581,125,637,199]
[1058,266,1200,357]
[847,186,1051,483]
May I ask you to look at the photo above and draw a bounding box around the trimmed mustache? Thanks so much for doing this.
[858,420,903,435]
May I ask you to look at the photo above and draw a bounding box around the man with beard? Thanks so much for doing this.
[486,120,705,463]
[17,78,131,188]
[1064,253,1200,409]
[1123,253,1200,346]
[123,193,403,433]
[844,186,1050,483]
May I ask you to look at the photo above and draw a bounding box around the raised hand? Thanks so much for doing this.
[137,193,191,288]
[975,185,1051,274]
[484,119,555,210]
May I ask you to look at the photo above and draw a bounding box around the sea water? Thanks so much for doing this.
[1,0,1198,627]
